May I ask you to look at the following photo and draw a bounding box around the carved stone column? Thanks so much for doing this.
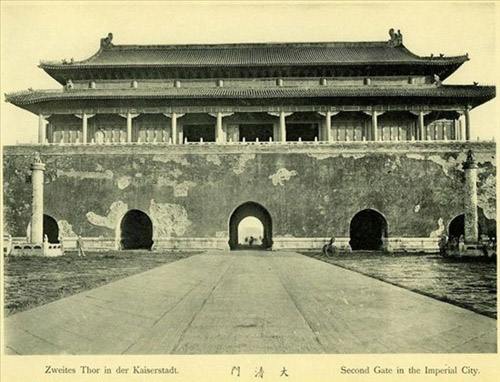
[30,153,45,244]
[463,150,479,244]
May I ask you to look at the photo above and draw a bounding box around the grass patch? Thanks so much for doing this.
[4,250,200,316]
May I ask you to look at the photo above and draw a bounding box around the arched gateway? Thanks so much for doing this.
[43,214,59,243]
[119,210,153,250]
[229,202,272,250]
[349,209,388,250]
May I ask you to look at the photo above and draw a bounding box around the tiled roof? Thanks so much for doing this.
[6,85,495,106]
[40,41,467,68]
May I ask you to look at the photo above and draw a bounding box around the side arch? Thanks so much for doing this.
[26,214,60,243]
[448,214,465,241]
[118,209,154,250]
[349,208,388,250]
[229,201,272,250]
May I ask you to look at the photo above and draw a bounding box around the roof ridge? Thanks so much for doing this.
[105,41,391,50]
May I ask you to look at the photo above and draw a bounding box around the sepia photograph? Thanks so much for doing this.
[1,1,498,380]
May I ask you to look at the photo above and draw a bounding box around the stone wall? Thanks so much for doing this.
[3,141,496,250]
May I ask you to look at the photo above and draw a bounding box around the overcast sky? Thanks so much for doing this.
[1,1,497,144]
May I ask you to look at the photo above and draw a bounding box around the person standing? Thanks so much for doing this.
[76,235,86,257]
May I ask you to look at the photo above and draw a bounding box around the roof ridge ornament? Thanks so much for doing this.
[388,28,403,47]
[433,74,442,86]
[100,33,114,48]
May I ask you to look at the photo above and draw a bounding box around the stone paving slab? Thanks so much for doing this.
[4,251,497,354]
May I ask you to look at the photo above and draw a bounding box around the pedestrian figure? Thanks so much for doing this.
[438,234,448,256]
[76,235,86,257]
[322,237,336,257]
[249,236,255,246]
[458,234,465,253]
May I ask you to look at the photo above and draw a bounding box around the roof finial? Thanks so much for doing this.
[433,74,441,86]
[100,32,113,48]
[388,28,403,47]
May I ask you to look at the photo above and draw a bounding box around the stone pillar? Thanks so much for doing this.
[464,108,471,141]
[463,150,478,244]
[30,153,46,244]
[38,114,50,144]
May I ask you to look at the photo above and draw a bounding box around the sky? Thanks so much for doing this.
[1,1,497,145]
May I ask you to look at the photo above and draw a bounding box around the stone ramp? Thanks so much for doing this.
[4,251,496,354]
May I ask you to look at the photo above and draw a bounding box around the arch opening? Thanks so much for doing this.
[119,210,153,250]
[448,214,465,242]
[238,217,264,247]
[229,202,272,250]
[349,209,388,250]
[43,214,59,243]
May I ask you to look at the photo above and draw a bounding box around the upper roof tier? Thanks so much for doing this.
[39,30,469,84]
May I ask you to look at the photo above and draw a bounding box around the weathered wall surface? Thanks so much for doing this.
[3,142,496,244]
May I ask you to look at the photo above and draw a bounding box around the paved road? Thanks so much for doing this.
[4,251,496,354]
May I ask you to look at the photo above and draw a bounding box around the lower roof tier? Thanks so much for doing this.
[6,85,495,115]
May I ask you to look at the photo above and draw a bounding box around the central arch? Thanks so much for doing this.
[119,209,153,250]
[229,202,272,250]
[349,209,388,250]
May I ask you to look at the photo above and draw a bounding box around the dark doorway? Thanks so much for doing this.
[349,209,388,250]
[239,124,274,141]
[229,202,272,250]
[183,124,215,142]
[43,214,59,243]
[448,214,465,241]
[286,123,319,141]
[120,210,153,250]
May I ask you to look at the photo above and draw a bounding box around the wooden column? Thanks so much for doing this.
[318,111,339,142]
[38,114,51,144]
[75,113,95,143]
[209,112,234,143]
[363,111,383,141]
[464,108,471,141]
[163,112,185,144]
[410,111,431,141]
[119,112,139,143]
[268,111,293,142]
